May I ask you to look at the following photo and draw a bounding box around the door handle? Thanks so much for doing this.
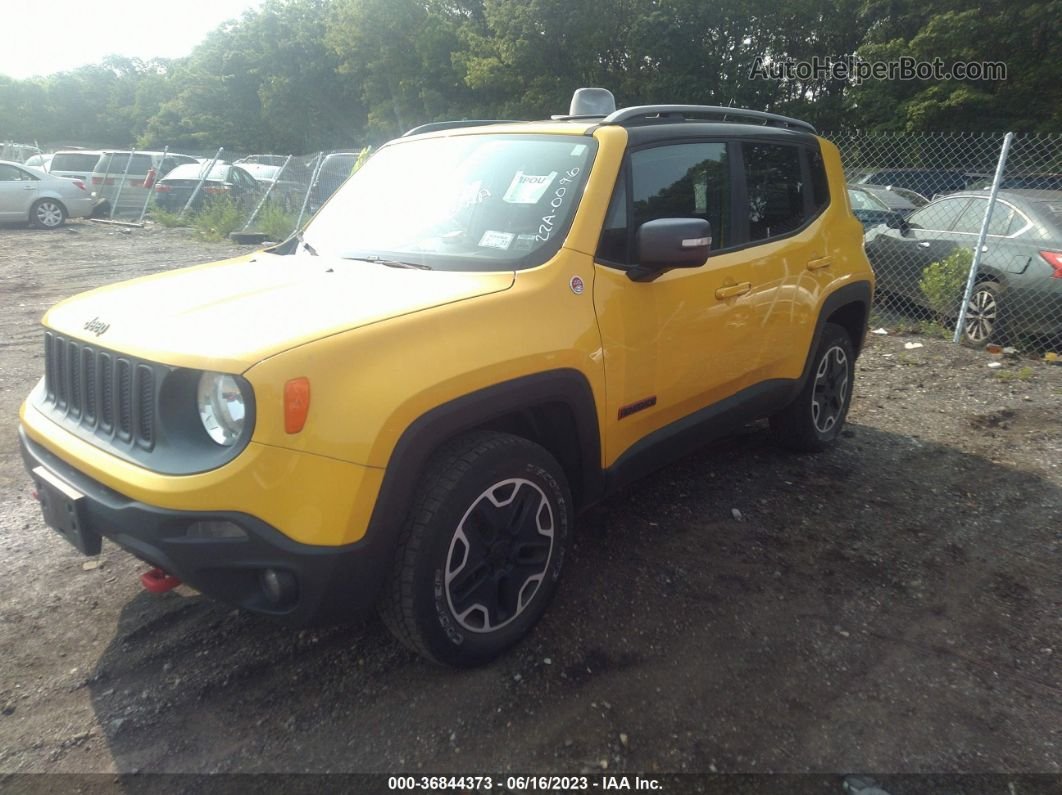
[918,241,931,248]
[806,256,832,271]
[715,282,752,300]
[23,185,35,190]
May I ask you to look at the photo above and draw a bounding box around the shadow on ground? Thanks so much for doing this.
[84,424,1061,774]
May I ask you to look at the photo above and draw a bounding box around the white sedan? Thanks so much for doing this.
[0,159,95,228]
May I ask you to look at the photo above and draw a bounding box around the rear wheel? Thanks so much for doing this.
[30,199,66,229]
[380,431,571,667]
[770,322,855,452]
[962,281,1003,346]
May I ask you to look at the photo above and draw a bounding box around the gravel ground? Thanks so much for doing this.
[0,220,1059,777]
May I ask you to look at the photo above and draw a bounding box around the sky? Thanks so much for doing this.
[1,0,263,80]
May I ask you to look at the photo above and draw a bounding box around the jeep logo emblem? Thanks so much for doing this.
[83,317,110,337]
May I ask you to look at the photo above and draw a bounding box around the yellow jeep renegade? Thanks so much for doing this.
[20,89,874,666]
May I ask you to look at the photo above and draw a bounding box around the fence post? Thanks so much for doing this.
[179,147,224,219]
[240,154,292,232]
[97,154,115,215]
[137,145,168,224]
[294,151,324,232]
[952,132,1014,344]
[109,150,137,220]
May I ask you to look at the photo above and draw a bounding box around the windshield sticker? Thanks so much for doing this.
[503,171,557,204]
[536,167,582,242]
[513,234,538,252]
[478,230,515,250]
[570,144,587,156]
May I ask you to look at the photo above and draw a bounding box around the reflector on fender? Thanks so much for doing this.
[284,377,311,434]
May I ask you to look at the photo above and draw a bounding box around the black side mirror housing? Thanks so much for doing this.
[628,218,712,282]
[885,213,909,232]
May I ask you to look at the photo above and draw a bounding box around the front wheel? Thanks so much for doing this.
[380,431,571,666]
[31,199,66,229]
[770,322,856,452]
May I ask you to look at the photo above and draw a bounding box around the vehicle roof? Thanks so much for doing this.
[162,161,237,176]
[942,189,1062,203]
[850,182,917,209]
[400,118,820,146]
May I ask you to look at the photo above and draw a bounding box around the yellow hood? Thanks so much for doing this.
[42,252,515,372]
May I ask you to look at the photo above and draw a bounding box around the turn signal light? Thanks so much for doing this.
[284,377,311,433]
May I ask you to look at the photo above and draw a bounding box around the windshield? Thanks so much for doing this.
[301,133,596,271]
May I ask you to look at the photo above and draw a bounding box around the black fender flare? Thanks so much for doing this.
[361,368,603,577]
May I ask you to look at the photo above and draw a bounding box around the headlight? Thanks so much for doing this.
[197,372,246,446]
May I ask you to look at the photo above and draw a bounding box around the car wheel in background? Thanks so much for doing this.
[30,199,66,229]
[962,281,1003,346]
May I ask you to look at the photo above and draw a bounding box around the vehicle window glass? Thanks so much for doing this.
[906,198,969,231]
[987,204,1015,236]
[743,143,805,241]
[597,169,628,264]
[951,198,1007,234]
[847,189,884,212]
[50,153,101,172]
[809,149,829,212]
[1006,211,1027,235]
[301,134,597,271]
[0,164,30,181]
[630,142,730,250]
[98,153,152,174]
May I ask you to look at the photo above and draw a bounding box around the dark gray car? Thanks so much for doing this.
[864,190,1062,344]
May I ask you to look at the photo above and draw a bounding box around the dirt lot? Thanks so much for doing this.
[0,220,1059,778]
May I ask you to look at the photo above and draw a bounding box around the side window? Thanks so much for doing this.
[0,164,27,181]
[952,199,988,234]
[742,143,805,241]
[953,200,1016,236]
[906,198,969,231]
[631,143,730,248]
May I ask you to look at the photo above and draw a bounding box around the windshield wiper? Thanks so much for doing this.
[342,255,432,270]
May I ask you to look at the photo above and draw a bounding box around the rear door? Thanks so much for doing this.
[0,163,38,221]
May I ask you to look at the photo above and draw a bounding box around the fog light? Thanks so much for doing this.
[260,568,298,608]
[186,520,247,540]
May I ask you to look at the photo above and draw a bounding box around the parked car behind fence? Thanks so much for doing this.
[0,159,94,228]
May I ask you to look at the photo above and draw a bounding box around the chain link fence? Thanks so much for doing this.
[832,132,1062,350]
[9,132,1062,350]
[81,147,369,243]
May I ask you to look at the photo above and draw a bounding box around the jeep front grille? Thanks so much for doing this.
[43,332,156,449]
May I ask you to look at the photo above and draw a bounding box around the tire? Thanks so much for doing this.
[770,322,855,452]
[30,199,66,229]
[961,281,1003,346]
[380,431,572,667]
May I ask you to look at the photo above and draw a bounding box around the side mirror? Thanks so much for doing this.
[885,213,909,232]
[628,218,712,282]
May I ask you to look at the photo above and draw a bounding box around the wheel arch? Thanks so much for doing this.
[30,195,68,220]
[364,369,604,550]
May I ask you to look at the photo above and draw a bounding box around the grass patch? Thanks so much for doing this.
[256,199,298,241]
[995,365,1035,382]
[192,196,244,242]
[150,207,189,228]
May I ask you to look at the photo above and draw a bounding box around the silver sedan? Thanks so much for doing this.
[0,159,95,228]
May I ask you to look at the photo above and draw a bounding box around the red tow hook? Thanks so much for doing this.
[140,567,181,593]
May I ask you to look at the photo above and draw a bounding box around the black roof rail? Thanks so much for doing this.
[402,120,522,137]
[600,105,816,134]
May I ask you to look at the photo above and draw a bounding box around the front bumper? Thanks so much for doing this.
[20,427,393,626]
